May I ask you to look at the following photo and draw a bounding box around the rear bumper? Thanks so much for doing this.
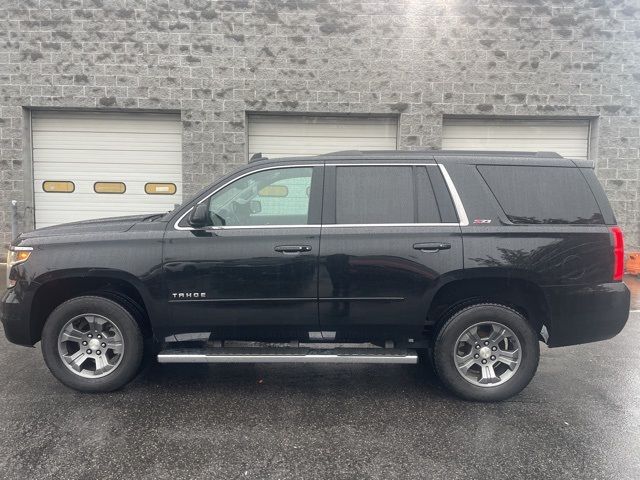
[1,288,33,347]
[543,282,630,347]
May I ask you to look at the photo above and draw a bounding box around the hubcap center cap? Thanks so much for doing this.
[88,338,101,351]
[479,346,492,359]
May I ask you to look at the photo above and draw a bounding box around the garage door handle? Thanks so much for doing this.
[274,245,312,254]
[413,242,451,252]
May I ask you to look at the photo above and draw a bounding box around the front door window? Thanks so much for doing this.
[207,167,313,227]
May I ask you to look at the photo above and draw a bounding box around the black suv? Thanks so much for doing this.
[1,150,630,401]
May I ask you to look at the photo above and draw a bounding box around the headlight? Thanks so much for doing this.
[6,246,32,289]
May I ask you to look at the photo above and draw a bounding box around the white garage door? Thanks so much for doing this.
[442,118,590,160]
[247,115,398,158]
[32,111,182,228]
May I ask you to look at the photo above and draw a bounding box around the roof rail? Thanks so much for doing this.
[319,149,563,158]
[249,152,268,162]
[432,149,563,158]
[534,151,563,158]
[319,150,364,156]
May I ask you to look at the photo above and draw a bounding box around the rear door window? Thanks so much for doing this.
[478,165,604,225]
[333,165,456,224]
[415,167,441,223]
[419,166,458,223]
[336,166,414,224]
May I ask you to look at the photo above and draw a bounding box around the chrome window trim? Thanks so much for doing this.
[177,223,458,232]
[323,223,460,228]
[186,224,322,230]
[325,162,437,166]
[437,164,469,226]
[173,162,469,231]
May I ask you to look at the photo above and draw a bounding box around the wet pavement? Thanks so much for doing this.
[0,304,638,478]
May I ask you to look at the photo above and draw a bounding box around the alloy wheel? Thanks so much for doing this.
[57,314,124,379]
[453,321,522,387]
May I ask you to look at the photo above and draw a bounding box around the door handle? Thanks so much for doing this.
[413,242,451,252]
[274,245,312,254]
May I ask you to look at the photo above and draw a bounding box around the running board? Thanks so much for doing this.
[157,347,418,364]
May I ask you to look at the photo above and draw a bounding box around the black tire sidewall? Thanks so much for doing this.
[41,296,143,392]
[434,304,540,402]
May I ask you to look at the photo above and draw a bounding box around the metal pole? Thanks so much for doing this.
[10,200,18,241]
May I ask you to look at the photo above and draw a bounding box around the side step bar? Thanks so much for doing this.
[157,347,418,364]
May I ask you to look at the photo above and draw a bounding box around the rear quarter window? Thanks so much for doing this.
[477,165,604,225]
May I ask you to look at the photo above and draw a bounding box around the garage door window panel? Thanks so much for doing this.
[208,167,314,227]
[94,182,126,194]
[145,183,177,195]
[43,181,75,193]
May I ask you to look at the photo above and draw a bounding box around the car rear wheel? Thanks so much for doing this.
[433,303,539,402]
[41,296,143,392]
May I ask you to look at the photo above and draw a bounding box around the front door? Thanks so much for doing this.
[318,163,463,341]
[162,164,323,340]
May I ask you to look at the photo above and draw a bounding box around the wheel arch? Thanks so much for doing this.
[425,273,550,341]
[29,270,156,344]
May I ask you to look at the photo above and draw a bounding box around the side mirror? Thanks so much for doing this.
[249,200,262,214]
[188,203,210,228]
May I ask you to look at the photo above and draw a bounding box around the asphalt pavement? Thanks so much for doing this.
[0,271,638,479]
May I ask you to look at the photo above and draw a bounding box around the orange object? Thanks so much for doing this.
[626,252,640,275]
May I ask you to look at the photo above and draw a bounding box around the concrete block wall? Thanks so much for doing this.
[0,0,638,247]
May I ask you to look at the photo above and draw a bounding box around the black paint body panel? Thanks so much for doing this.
[317,225,462,341]
[542,282,629,347]
[162,226,321,337]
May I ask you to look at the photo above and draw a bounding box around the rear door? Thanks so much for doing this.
[317,161,465,340]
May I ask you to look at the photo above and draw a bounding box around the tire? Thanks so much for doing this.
[433,303,539,402]
[41,295,144,392]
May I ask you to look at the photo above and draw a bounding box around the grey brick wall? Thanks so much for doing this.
[0,0,639,247]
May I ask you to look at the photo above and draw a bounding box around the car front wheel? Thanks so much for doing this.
[41,295,143,392]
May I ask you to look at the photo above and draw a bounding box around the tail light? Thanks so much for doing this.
[610,226,624,281]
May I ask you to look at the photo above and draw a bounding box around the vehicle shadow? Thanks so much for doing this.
[131,356,452,401]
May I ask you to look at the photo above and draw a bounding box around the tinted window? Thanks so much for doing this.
[208,167,313,226]
[478,165,604,225]
[426,167,458,223]
[415,167,441,223]
[336,166,414,224]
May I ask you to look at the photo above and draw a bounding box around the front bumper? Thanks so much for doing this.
[1,288,33,346]
[543,281,630,347]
